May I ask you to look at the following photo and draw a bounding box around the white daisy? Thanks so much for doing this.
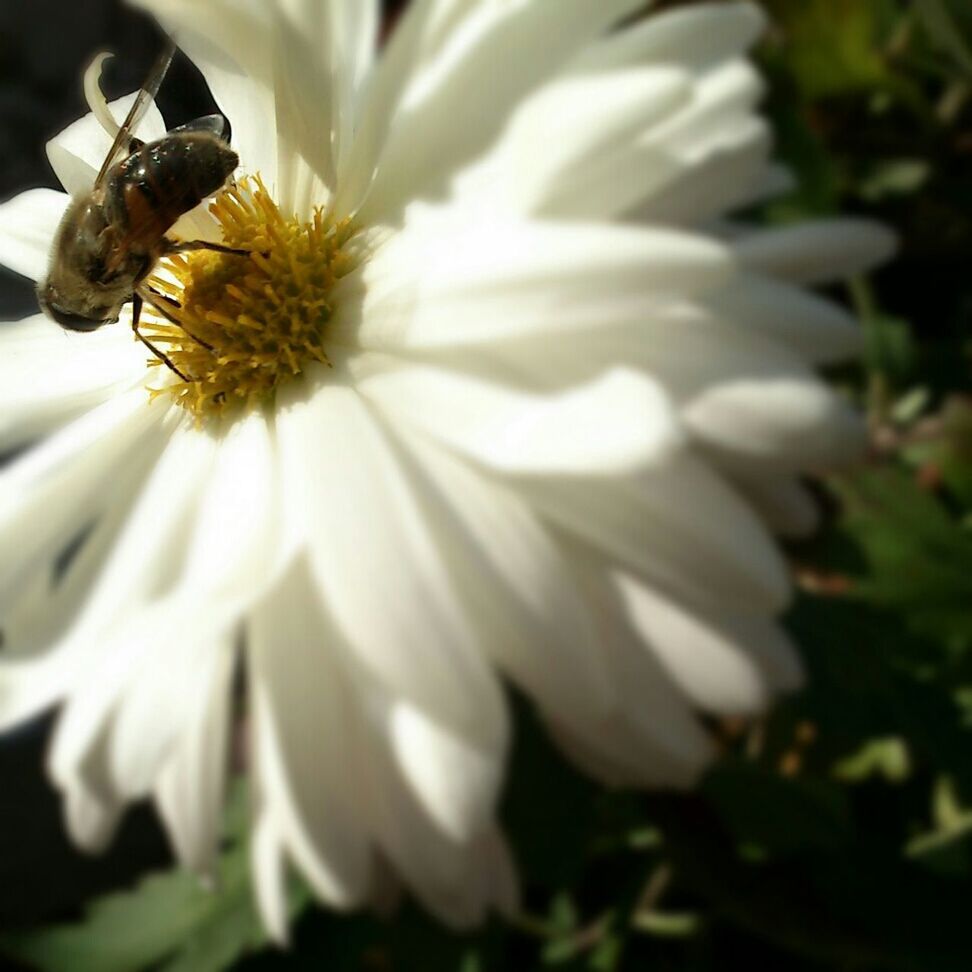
[0,0,893,938]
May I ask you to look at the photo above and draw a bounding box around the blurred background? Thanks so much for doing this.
[0,1,971,970]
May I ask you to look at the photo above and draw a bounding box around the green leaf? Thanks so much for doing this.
[831,466,972,645]
[588,931,623,971]
[904,398,972,509]
[458,952,484,972]
[630,910,701,939]
[650,796,972,971]
[761,0,901,98]
[915,0,972,78]
[833,736,912,783]
[1,858,256,972]
[850,277,918,395]
[704,762,852,854]
[907,776,972,870]
[858,159,932,202]
[549,893,579,936]
[0,784,305,972]
[786,592,972,787]
[865,312,918,390]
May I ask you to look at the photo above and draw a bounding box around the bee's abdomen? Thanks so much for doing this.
[104,133,239,247]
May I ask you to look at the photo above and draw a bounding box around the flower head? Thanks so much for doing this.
[0,0,893,938]
[146,176,358,417]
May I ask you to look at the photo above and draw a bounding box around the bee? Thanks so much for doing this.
[37,42,245,379]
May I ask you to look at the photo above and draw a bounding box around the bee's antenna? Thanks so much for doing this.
[83,52,121,140]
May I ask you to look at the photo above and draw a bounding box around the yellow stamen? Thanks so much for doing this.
[143,175,357,419]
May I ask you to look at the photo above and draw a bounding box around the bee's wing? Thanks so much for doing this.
[94,40,176,190]
[169,114,228,140]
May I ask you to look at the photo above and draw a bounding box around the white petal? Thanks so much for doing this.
[471,11,771,220]
[733,220,898,285]
[358,363,680,475]
[551,552,716,787]
[337,0,519,217]
[573,2,766,73]
[0,423,209,737]
[64,783,122,854]
[0,390,168,610]
[108,633,232,800]
[581,558,717,763]
[686,375,867,472]
[251,810,290,946]
[81,413,284,798]
[553,716,707,790]
[518,451,790,615]
[275,377,506,749]
[360,0,648,223]
[291,0,378,181]
[155,639,235,873]
[515,134,685,222]
[643,60,765,159]
[705,273,864,365]
[334,0,441,217]
[132,0,278,183]
[332,216,732,349]
[0,189,69,283]
[629,117,772,225]
[390,701,502,844]
[426,297,828,404]
[51,540,261,824]
[272,0,377,213]
[616,572,803,714]
[248,558,372,908]
[179,410,284,599]
[388,428,614,724]
[729,472,821,539]
[51,420,214,653]
[455,67,692,218]
[49,595,235,804]
[478,829,520,917]
[559,54,758,225]
[56,714,124,852]
[47,92,166,198]
[357,683,491,930]
[0,486,126,663]
[0,316,144,451]
[759,164,798,202]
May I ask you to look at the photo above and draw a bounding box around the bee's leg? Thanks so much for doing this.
[131,291,191,382]
[140,287,215,353]
[166,239,254,259]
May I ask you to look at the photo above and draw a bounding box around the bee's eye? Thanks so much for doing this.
[36,284,113,331]
[43,300,109,332]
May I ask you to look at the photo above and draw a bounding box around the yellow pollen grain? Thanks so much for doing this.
[142,175,356,419]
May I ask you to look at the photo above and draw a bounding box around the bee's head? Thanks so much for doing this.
[37,280,119,332]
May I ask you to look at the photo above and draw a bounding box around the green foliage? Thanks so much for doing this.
[4,1,972,971]
[761,0,903,99]
[832,465,972,645]
[0,788,305,972]
[1,862,254,972]
[834,736,911,783]
[915,0,972,77]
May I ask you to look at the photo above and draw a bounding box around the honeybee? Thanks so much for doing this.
[37,42,244,379]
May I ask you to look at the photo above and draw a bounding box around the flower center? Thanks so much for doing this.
[143,176,357,418]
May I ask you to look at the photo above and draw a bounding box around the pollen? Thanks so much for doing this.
[142,175,357,418]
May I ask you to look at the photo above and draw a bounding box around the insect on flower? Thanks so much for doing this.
[36,43,248,380]
[0,0,899,940]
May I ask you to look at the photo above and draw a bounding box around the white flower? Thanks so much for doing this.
[0,0,892,938]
